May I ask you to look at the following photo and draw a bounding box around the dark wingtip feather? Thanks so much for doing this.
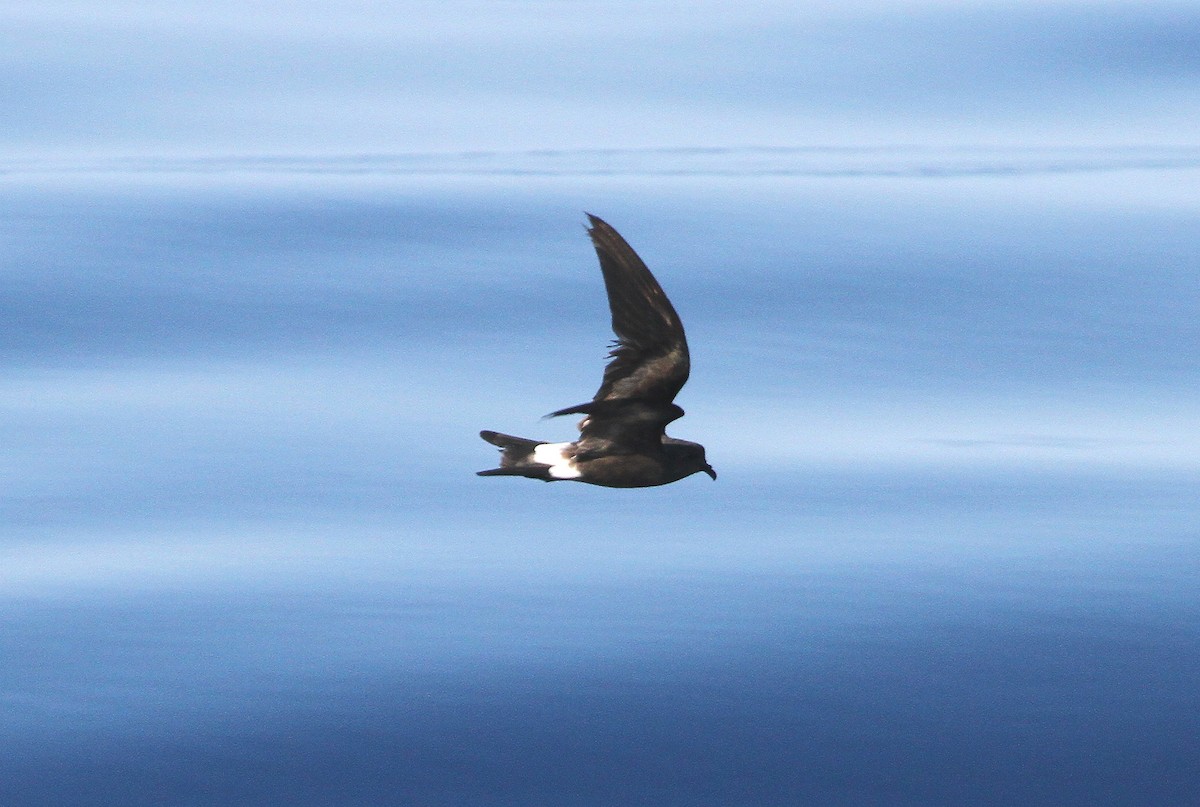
[585,213,620,239]
[585,213,622,244]
[546,401,593,418]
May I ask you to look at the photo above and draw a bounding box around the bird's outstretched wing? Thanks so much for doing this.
[547,214,692,454]
[550,214,690,414]
[585,213,690,404]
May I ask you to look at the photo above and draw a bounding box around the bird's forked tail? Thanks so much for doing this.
[477,431,554,480]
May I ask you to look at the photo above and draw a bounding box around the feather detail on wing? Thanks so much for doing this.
[584,214,690,405]
[558,400,686,458]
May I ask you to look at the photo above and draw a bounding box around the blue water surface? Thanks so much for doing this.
[2,161,1198,806]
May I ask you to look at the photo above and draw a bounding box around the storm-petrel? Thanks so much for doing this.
[478,214,715,487]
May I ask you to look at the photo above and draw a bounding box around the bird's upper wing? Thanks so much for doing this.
[545,215,692,455]
[582,213,690,404]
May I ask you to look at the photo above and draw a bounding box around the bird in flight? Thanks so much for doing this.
[478,214,714,487]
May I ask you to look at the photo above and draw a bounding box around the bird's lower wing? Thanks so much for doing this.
[559,399,685,458]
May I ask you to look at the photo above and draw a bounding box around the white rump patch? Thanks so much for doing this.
[532,442,582,479]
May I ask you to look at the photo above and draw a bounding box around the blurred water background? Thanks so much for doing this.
[3,2,1199,805]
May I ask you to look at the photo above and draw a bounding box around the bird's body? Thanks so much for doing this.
[477,215,714,488]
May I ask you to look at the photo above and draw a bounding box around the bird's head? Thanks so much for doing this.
[663,439,716,482]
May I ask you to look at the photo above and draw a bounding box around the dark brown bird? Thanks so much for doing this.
[478,214,715,487]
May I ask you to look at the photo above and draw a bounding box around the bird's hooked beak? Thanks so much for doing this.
[704,465,717,480]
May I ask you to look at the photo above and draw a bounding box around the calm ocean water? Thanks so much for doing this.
[2,158,1198,805]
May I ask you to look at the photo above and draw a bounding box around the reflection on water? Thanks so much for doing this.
[2,163,1198,806]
